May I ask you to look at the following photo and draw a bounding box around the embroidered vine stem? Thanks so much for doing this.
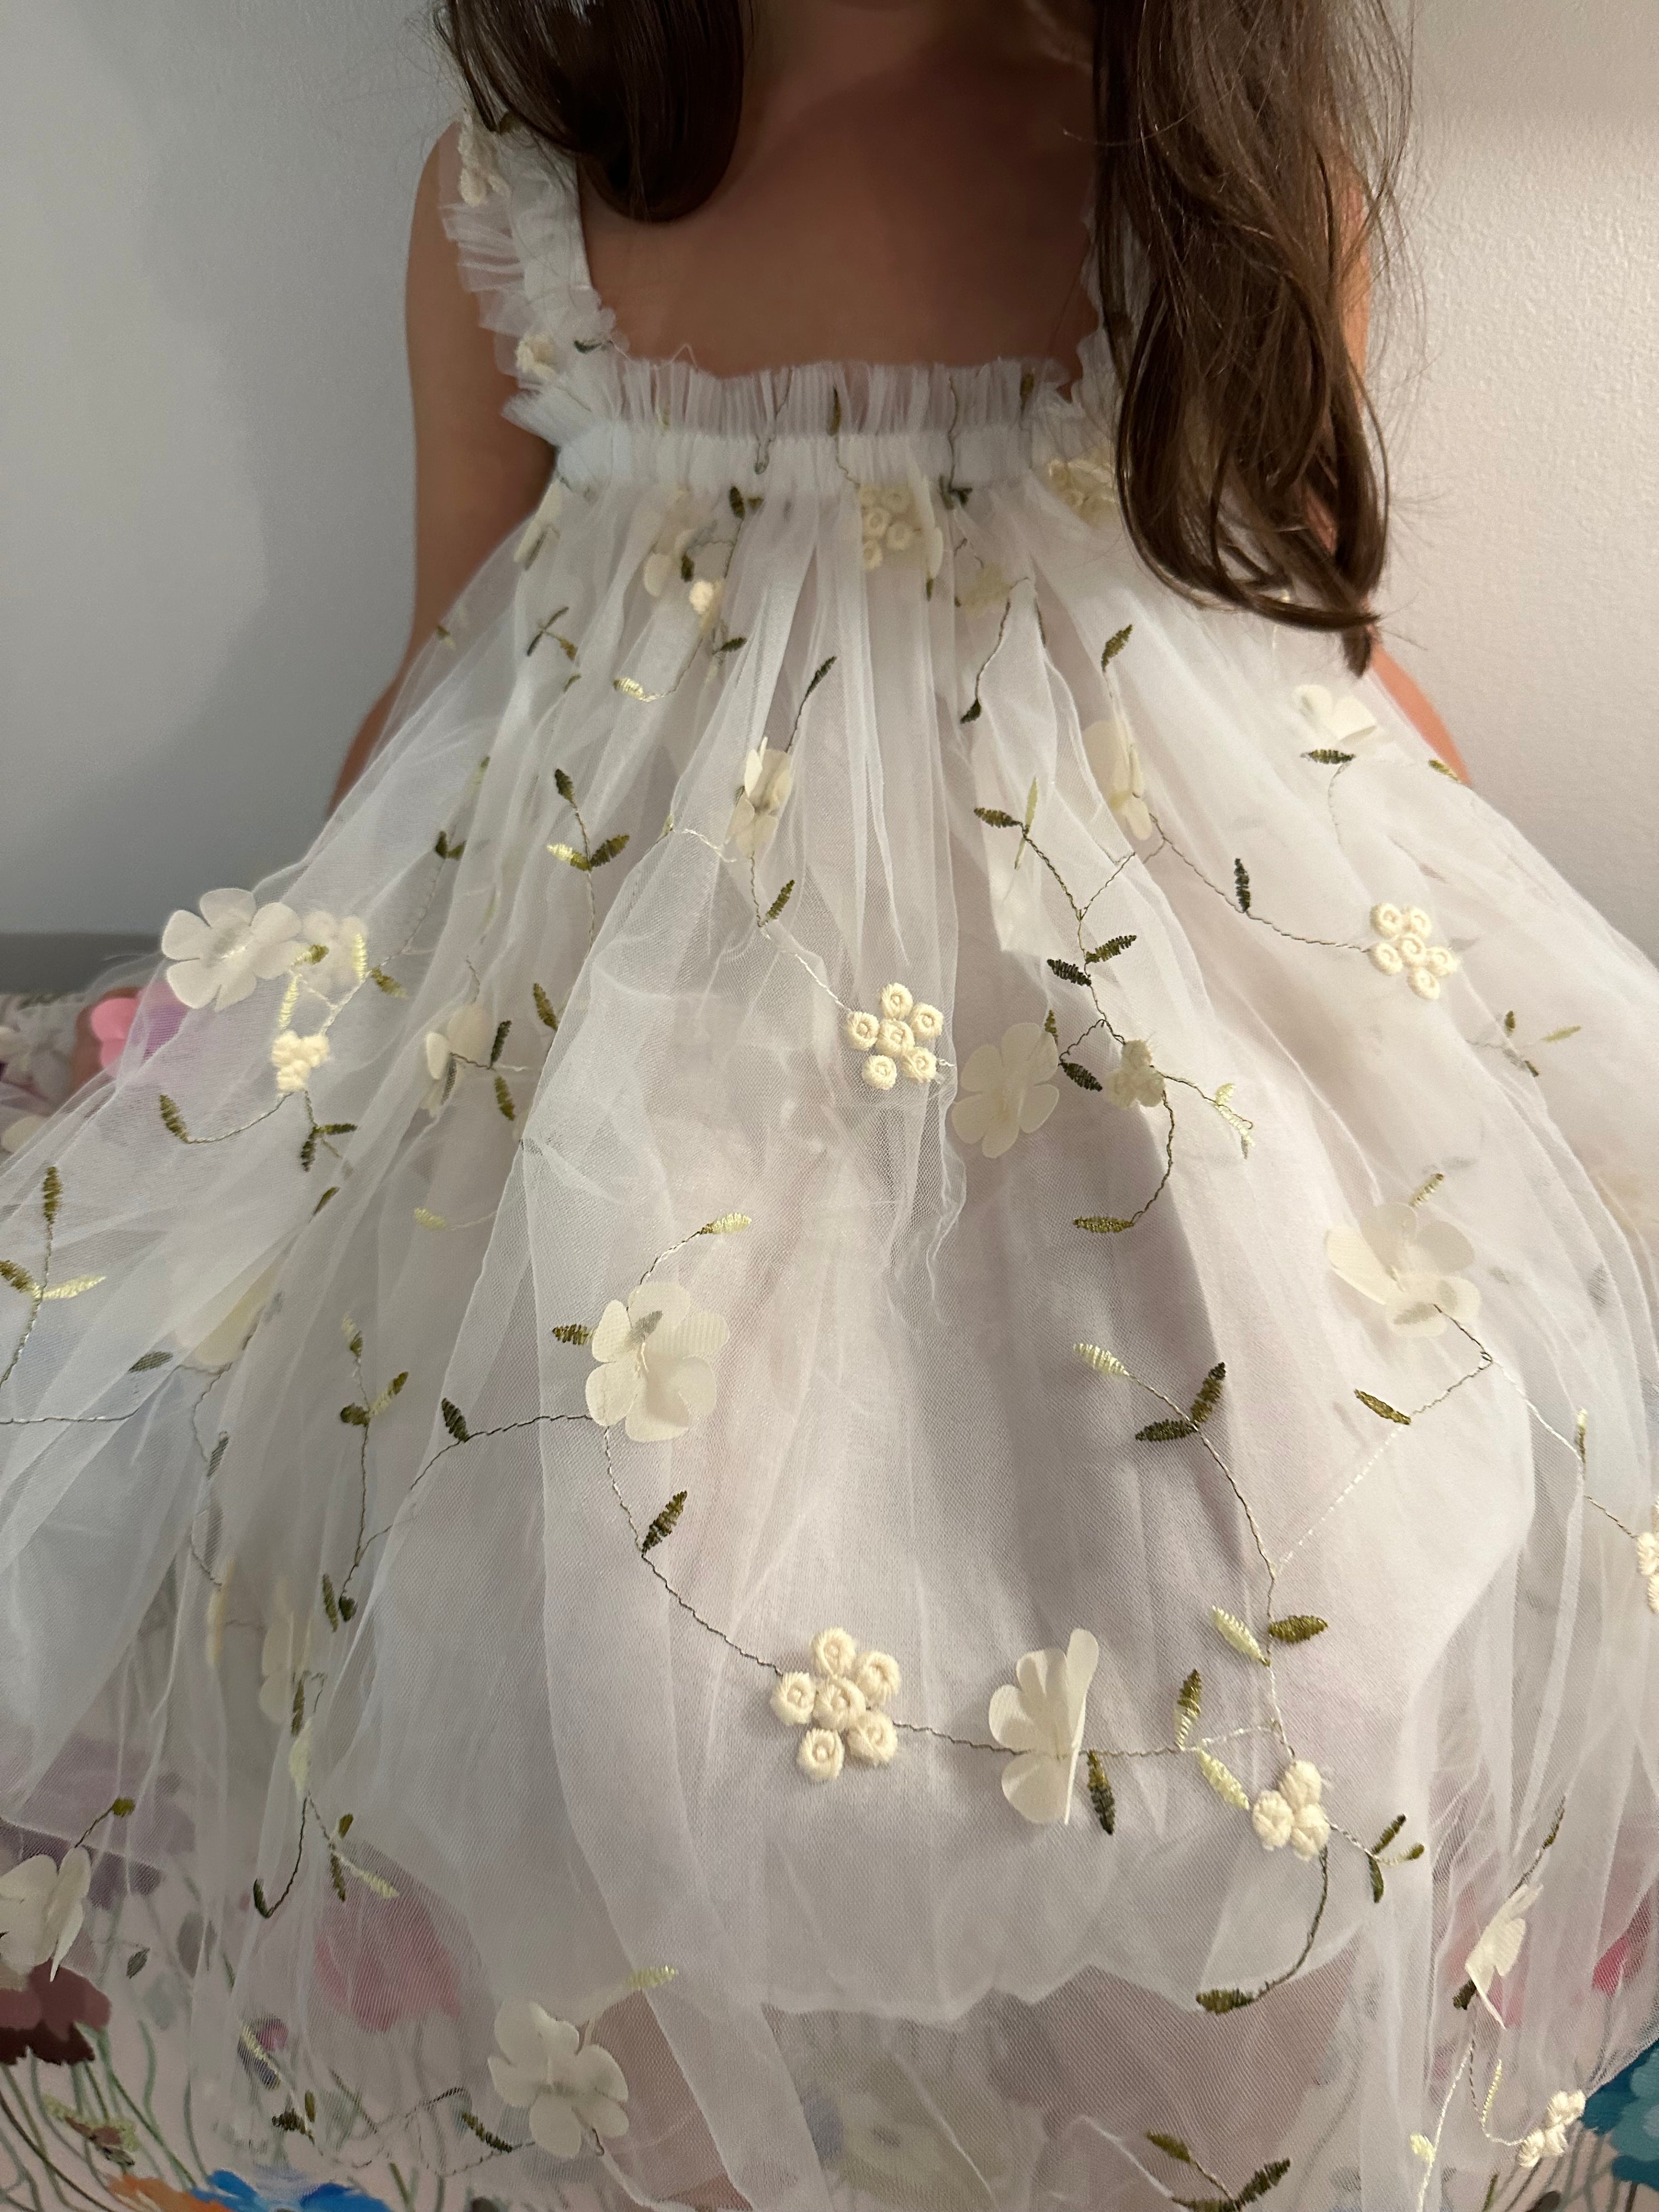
[1143,817,1367,954]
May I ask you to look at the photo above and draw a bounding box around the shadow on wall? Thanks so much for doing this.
[2,0,446,940]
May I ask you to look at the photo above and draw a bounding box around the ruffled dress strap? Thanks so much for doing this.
[440,108,617,446]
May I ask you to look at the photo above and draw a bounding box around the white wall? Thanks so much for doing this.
[2,0,1656,954]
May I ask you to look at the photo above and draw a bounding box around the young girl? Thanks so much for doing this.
[3,4,1656,2210]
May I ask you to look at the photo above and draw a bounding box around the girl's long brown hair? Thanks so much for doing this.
[437,0,1411,675]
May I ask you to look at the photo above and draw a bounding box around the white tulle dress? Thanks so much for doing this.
[3,112,1659,2212]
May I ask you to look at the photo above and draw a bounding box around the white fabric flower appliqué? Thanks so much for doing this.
[1326,1201,1480,1337]
[0,1848,92,1976]
[771,1627,901,1782]
[1250,1760,1330,1859]
[421,1004,495,1114]
[1043,442,1117,528]
[489,2000,630,2158]
[1295,684,1381,752]
[1367,902,1459,1000]
[1465,1881,1542,2025]
[855,481,944,581]
[270,1030,331,1096]
[161,891,302,1013]
[1517,2090,1585,2169]
[951,1022,1060,1159]
[727,748,794,860]
[1106,1039,1165,1111]
[1082,701,1152,842]
[457,109,507,207]
[515,333,561,384]
[296,911,369,999]
[957,562,1015,620]
[844,983,943,1095]
[1636,1506,1659,1611]
[586,1282,729,1444]
[988,1629,1100,1825]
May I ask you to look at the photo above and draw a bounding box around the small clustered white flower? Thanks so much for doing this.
[1250,1759,1330,1859]
[1368,902,1458,1000]
[1516,2091,1585,2169]
[770,1626,901,1783]
[855,482,945,580]
[1637,1505,1659,1611]
[844,982,943,1095]
[270,1029,331,1096]
[1043,442,1117,528]
[1106,1038,1165,1111]
[641,491,728,634]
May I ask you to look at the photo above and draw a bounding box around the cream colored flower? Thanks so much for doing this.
[846,1708,898,1766]
[1105,1039,1165,1111]
[855,1651,901,1705]
[515,477,566,567]
[910,1003,944,1042]
[879,983,914,1020]
[295,911,369,998]
[951,1022,1060,1160]
[515,332,560,382]
[489,2000,630,2157]
[1082,701,1152,842]
[988,1629,1100,1826]
[727,748,794,859]
[771,1673,817,1726]
[585,1281,729,1444]
[1465,1882,1541,2025]
[957,562,1015,619]
[877,1018,914,1057]
[844,1010,880,1050]
[1326,1201,1480,1337]
[1295,684,1381,751]
[1044,442,1117,526]
[901,1047,937,1084]
[798,1729,844,1782]
[206,1558,235,1669]
[0,1849,92,1976]
[1638,1506,1659,1610]
[862,1054,898,1092]
[1251,1760,1330,1859]
[688,577,724,635]
[161,890,302,1012]
[421,1003,495,1113]
[1368,901,1458,998]
[270,1030,331,1096]
[813,1677,867,1732]
[259,1580,311,1726]
[812,1627,860,1679]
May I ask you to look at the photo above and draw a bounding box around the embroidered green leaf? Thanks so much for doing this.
[1175,1668,1202,1748]
[1211,1609,1269,1666]
[1452,1977,1477,2010]
[533,983,559,1031]
[41,1166,61,1227]
[729,484,747,520]
[1368,1855,1385,1903]
[337,1593,356,1620]
[159,1094,189,1141]
[435,831,465,860]
[641,1490,687,1554]
[1196,1748,1250,1809]
[588,833,630,869]
[1234,2159,1292,2205]
[252,1879,272,1919]
[1188,1363,1226,1427]
[551,1321,592,1346]
[304,2090,318,2128]
[1428,757,1463,781]
[340,1404,371,1428]
[714,634,747,655]
[1196,1986,1252,2015]
[680,550,695,583]
[1044,1009,1058,1037]
[1408,1170,1445,1208]
[128,1349,171,1374]
[328,1848,348,1903]
[1369,1814,1407,1856]
[0,1260,39,1298]
[1503,1009,1518,1035]
[1086,1750,1116,1833]
[337,1812,353,1836]
[41,1276,104,1302]
[1576,1408,1588,1464]
[299,1130,318,1173]
[1061,1061,1103,1091]
[614,674,660,701]
[321,1574,340,1631]
[277,973,301,1030]
[1542,1024,1581,1044]
[344,1318,363,1354]
[366,1372,408,1420]
[314,1185,340,1213]
[291,1679,306,1737]
[369,966,405,995]
[828,389,842,435]
[698,1213,752,1236]
[461,2112,517,2154]
[1266,1615,1328,1645]
[1086,935,1136,963]
[764,879,796,923]
[1076,1213,1134,1234]
[548,842,586,868]
[126,1947,148,1979]
[109,1796,135,1819]
[208,1434,229,1479]
[1100,624,1133,668]
[441,1398,470,1444]
[494,1076,517,1123]
[1074,1342,1129,1379]
[316,1122,357,1139]
[960,698,983,724]
[489,1019,512,1068]
[274,2106,309,2137]
[414,1208,447,1231]
[1233,859,1252,914]
[1305,748,1355,765]
[1024,778,1039,834]
[554,767,576,805]
[800,655,837,712]
[625,1964,679,1994]
[1145,2133,1193,2167]
[1047,958,1092,988]
[1138,1415,1197,1442]
[1354,1388,1412,1426]
[974,805,1020,830]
